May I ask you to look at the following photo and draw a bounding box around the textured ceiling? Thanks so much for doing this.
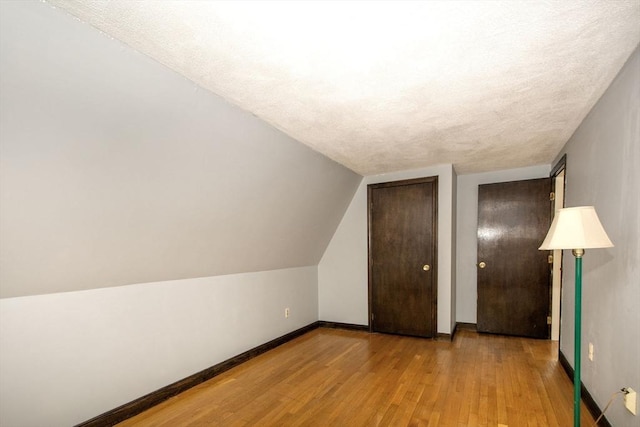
[45,0,640,175]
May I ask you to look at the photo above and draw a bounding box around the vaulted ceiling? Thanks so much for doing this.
[0,1,361,297]
[2,1,640,298]
[46,0,640,175]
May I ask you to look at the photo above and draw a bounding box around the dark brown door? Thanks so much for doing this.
[477,178,552,338]
[369,177,437,338]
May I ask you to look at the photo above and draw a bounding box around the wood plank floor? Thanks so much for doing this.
[118,328,597,426]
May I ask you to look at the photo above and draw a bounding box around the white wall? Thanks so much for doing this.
[319,165,456,334]
[0,266,318,426]
[555,46,639,427]
[455,165,551,323]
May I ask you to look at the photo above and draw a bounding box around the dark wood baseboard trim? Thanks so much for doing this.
[558,350,611,427]
[317,321,369,331]
[456,322,477,331]
[76,322,320,427]
[451,322,458,340]
[436,322,468,342]
[435,332,452,341]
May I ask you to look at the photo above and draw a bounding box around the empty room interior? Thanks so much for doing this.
[1,1,639,426]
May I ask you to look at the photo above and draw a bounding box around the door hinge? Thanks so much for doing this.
[548,254,554,264]
[371,313,375,321]
[547,316,552,325]
[550,192,555,201]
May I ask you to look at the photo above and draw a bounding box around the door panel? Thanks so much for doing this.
[477,178,552,338]
[369,177,437,338]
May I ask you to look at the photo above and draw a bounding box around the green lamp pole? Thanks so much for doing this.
[538,206,613,427]
[572,249,584,427]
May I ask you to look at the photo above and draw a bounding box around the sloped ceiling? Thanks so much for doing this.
[0,1,361,298]
[44,0,640,175]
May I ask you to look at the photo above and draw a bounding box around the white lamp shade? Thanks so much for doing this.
[539,206,614,250]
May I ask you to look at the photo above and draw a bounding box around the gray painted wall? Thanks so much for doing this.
[554,46,639,427]
[0,267,319,426]
[0,1,361,298]
[0,2,358,425]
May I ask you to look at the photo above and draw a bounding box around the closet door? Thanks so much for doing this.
[369,177,437,338]
[477,178,552,338]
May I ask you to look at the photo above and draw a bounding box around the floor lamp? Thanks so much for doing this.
[539,206,613,427]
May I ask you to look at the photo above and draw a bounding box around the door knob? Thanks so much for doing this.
[478,261,486,269]
[423,264,430,271]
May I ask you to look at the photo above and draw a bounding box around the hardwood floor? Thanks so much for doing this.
[118,328,597,426]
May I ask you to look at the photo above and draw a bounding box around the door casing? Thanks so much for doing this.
[550,155,567,341]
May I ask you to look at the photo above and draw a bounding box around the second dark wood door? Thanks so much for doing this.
[477,178,552,338]
[369,177,437,338]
